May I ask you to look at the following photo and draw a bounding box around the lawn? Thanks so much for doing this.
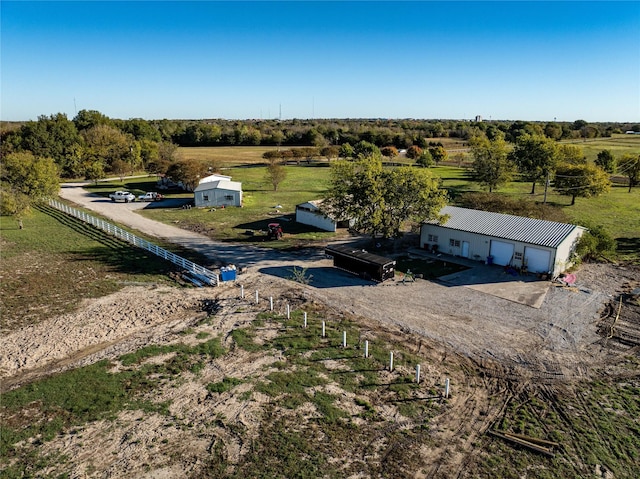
[94,165,339,247]
[560,134,640,163]
[83,134,640,260]
[0,204,201,330]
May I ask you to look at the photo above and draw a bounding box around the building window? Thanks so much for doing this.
[203,195,209,201]
[449,239,460,247]
[225,195,234,201]
[428,234,438,242]
[514,252,523,260]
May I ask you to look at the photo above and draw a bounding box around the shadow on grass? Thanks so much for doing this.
[617,237,640,259]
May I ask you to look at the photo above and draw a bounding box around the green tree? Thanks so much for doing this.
[73,109,112,131]
[553,163,611,205]
[470,134,514,193]
[544,122,563,140]
[265,159,287,191]
[354,141,380,159]
[339,143,354,159]
[81,124,132,175]
[509,134,559,194]
[20,113,82,177]
[415,149,434,168]
[558,144,586,164]
[428,145,448,164]
[595,150,616,173]
[0,151,59,228]
[380,166,448,238]
[320,145,340,162]
[166,159,208,191]
[325,158,447,240]
[617,153,640,192]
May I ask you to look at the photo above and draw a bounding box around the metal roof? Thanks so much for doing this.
[325,244,396,267]
[425,206,583,248]
[194,179,242,192]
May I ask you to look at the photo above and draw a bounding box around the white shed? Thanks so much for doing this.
[295,199,352,232]
[194,175,243,208]
[420,206,585,276]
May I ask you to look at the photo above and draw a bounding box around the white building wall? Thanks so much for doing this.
[296,208,337,232]
[552,227,585,276]
[195,188,242,207]
[421,224,572,272]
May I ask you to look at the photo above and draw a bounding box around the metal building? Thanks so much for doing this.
[420,206,585,276]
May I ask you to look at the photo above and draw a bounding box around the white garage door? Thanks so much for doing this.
[524,247,551,273]
[489,240,515,266]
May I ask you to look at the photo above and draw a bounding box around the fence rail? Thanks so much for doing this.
[48,199,218,286]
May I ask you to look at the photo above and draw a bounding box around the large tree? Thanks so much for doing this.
[617,153,640,192]
[595,150,616,173]
[0,151,60,228]
[553,163,611,205]
[19,113,82,177]
[509,134,559,194]
[470,134,514,193]
[166,158,208,191]
[265,159,287,191]
[325,158,447,240]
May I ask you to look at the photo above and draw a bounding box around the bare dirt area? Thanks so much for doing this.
[2,185,638,478]
[2,262,639,477]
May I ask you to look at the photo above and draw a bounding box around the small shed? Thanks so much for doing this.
[194,174,242,208]
[296,199,352,232]
[420,206,585,276]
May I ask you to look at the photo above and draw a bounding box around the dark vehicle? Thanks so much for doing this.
[325,244,396,282]
[267,223,283,240]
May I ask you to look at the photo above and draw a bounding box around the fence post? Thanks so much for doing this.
[322,321,326,338]
[364,340,369,358]
[343,331,347,348]
[255,290,259,304]
[303,312,307,328]
[445,378,450,398]
[270,297,273,311]
[389,352,394,371]
[416,364,421,384]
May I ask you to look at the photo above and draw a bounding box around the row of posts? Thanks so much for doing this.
[239,285,451,397]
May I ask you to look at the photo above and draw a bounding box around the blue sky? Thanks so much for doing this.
[1,1,639,122]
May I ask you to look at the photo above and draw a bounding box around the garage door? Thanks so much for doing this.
[524,247,551,273]
[489,240,515,266]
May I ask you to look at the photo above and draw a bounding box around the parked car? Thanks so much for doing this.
[109,191,136,203]
[138,192,164,202]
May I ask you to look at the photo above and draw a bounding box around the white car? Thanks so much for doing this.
[138,192,164,202]
[109,191,136,203]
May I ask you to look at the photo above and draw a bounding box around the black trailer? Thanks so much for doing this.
[325,244,396,282]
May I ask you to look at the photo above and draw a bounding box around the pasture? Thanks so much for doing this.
[100,134,640,260]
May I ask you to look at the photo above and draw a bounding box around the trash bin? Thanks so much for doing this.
[220,266,237,282]
[486,255,494,265]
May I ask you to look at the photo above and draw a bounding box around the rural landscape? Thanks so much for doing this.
[1,113,639,478]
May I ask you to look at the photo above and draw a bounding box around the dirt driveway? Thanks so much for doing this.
[56,183,617,379]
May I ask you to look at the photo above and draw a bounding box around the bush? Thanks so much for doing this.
[576,224,617,260]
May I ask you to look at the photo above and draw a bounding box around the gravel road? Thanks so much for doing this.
[57,183,615,378]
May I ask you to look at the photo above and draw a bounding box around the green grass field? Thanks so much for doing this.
[0,204,212,330]
[86,134,640,260]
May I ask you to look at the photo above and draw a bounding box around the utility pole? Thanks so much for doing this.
[543,171,550,204]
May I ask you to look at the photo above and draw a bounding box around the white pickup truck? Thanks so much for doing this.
[109,191,136,203]
[138,192,164,202]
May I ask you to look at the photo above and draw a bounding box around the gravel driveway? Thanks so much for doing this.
[58,183,612,378]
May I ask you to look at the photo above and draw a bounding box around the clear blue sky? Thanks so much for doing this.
[1,1,639,122]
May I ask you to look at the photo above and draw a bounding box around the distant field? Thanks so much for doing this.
[176,137,470,168]
[560,134,640,163]
[177,146,272,166]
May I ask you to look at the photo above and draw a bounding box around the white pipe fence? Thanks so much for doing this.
[48,199,218,286]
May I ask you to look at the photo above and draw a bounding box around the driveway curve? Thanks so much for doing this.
[58,183,323,268]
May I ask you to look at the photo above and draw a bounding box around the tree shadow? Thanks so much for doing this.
[617,237,640,257]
